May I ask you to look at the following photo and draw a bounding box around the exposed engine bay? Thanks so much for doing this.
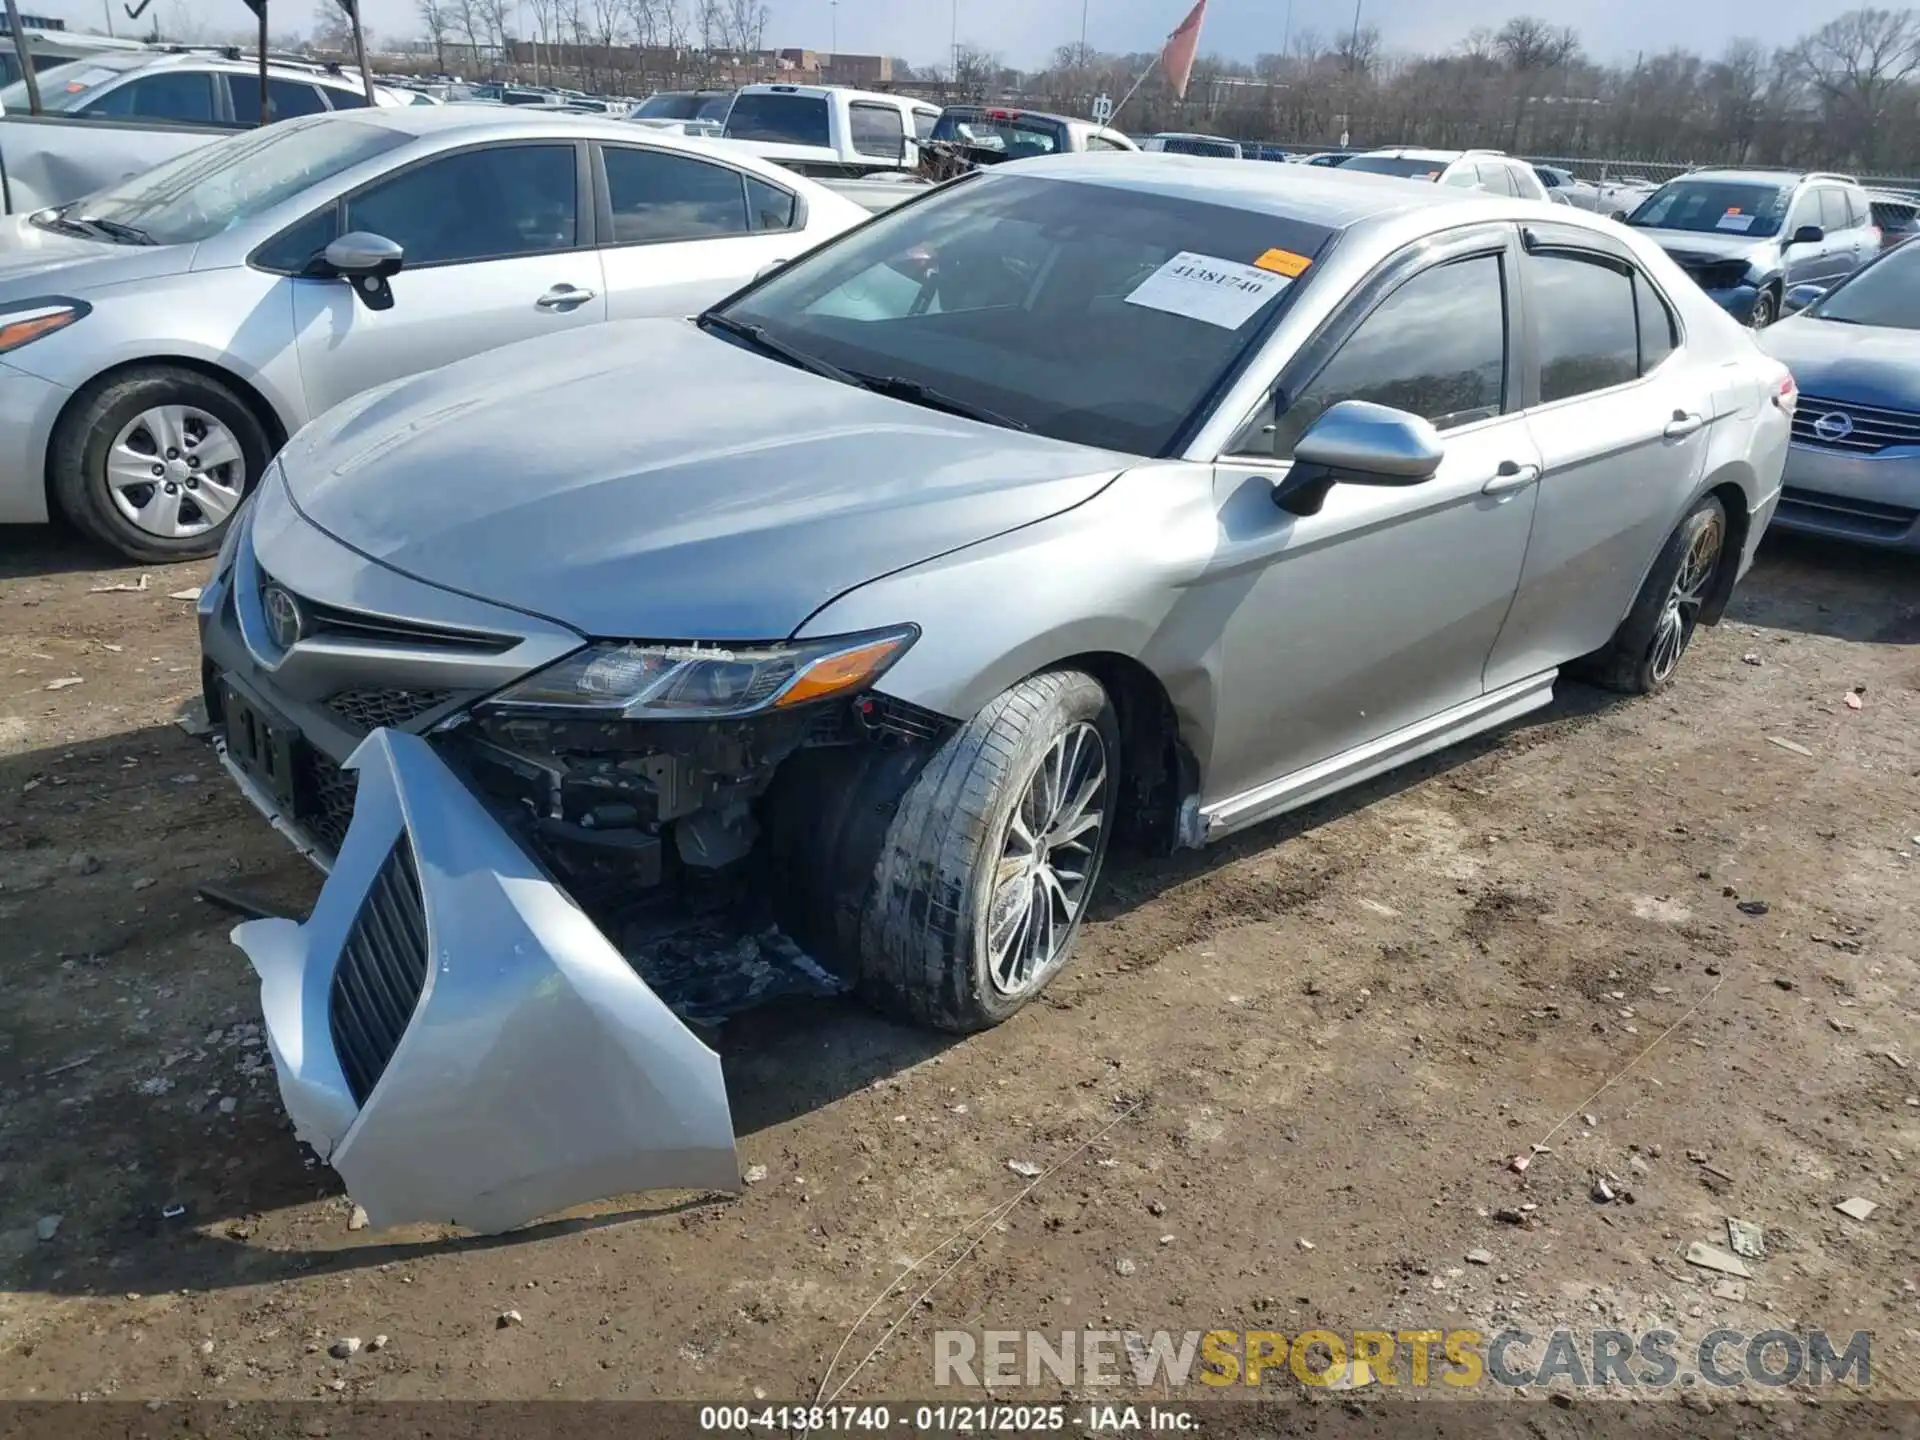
[432,690,957,1024]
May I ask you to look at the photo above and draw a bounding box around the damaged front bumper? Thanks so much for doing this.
[232,726,740,1234]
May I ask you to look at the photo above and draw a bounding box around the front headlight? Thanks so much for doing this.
[0,301,87,355]
[484,625,918,719]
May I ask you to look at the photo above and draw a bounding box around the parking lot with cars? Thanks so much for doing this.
[0,62,1916,1412]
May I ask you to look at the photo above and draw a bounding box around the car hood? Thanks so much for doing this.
[282,319,1127,640]
[1760,315,1920,410]
[1630,227,1775,270]
[0,214,195,294]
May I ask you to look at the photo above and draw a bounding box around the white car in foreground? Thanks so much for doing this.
[0,106,866,560]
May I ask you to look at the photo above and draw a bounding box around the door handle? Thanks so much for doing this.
[535,284,596,310]
[1481,460,1540,496]
[1663,410,1706,439]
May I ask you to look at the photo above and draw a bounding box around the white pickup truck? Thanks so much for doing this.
[717,83,940,179]
[0,48,413,215]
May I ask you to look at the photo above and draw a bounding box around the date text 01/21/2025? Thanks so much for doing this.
[696,1404,1195,1433]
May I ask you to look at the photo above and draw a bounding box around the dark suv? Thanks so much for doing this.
[1623,168,1879,328]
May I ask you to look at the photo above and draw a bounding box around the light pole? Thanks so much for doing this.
[1079,0,1088,57]
[950,0,958,82]
[1347,0,1363,65]
[830,0,837,54]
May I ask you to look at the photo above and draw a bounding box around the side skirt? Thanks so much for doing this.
[1197,669,1558,843]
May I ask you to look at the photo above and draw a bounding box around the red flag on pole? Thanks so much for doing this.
[1161,0,1208,100]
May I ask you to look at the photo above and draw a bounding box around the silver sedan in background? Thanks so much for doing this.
[199,158,1793,1232]
[0,107,866,559]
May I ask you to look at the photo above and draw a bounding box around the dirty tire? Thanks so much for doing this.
[1748,286,1778,330]
[50,365,272,563]
[1579,493,1728,696]
[857,669,1120,1033]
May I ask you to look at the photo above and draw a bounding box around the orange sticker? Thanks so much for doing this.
[1726,206,1743,214]
[1254,248,1312,278]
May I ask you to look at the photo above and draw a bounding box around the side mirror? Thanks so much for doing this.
[319,231,404,311]
[1789,223,1825,247]
[1272,400,1445,517]
[1781,282,1828,315]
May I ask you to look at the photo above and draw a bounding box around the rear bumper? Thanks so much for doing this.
[231,727,741,1234]
[1772,444,1920,551]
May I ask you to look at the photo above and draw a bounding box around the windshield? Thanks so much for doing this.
[713,173,1332,455]
[1627,179,1788,238]
[724,91,830,146]
[1340,155,1447,180]
[0,52,151,113]
[49,117,406,246]
[1811,241,1920,329]
[930,109,1068,158]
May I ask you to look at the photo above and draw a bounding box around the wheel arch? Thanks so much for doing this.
[1697,469,1758,625]
[43,354,294,515]
[1020,650,1200,856]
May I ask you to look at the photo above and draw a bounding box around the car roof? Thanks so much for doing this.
[305,104,834,166]
[1359,147,1492,162]
[1679,168,1810,186]
[1009,150,1502,228]
[734,82,922,106]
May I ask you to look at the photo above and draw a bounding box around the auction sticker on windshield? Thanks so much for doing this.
[1718,211,1755,232]
[1124,251,1291,330]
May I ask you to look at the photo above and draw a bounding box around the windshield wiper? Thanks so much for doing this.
[697,312,860,386]
[71,214,154,245]
[844,372,1030,432]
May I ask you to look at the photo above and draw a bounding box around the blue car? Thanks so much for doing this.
[1624,169,1880,329]
[1759,240,1920,551]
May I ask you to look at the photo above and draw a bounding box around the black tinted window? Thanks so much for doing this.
[255,205,339,273]
[850,101,905,158]
[1531,252,1638,402]
[725,91,830,146]
[1262,254,1506,458]
[1635,273,1677,373]
[347,145,576,265]
[81,71,218,122]
[264,78,328,120]
[603,146,747,242]
[326,83,372,109]
[746,174,797,230]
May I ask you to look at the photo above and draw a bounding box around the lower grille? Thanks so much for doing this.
[326,687,455,734]
[328,838,429,1107]
[298,748,359,855]
[1778,485,1919,540]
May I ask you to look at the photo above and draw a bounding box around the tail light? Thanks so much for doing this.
[1774,372,1797,413]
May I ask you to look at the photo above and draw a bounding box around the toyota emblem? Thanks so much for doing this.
[261,584,306,649]
[1812,410,1855,443]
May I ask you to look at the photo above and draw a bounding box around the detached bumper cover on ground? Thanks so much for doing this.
[231,727,740,1234]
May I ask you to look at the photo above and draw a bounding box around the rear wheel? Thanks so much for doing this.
[50,365,272,563]
[854,669,1119,1032]
[1581,494,1728,695]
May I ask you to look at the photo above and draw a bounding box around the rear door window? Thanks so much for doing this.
[601,145,749,242]
[1476,163,1517,196]
[849,101,905,159]
[264,78,329,121]
[1528,251,1639,402]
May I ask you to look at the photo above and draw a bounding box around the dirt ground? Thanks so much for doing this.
[0,522,1914,1414]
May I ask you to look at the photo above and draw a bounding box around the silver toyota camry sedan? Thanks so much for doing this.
[199,155,1793,1231]
[0,107,863,560]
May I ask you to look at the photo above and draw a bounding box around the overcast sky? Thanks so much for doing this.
[30,0,1868,70]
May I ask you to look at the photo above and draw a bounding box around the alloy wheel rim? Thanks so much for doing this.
[105,404,245,539]
[1749,294,1774,330]
[985,721,1108,997]
[1649,514,1724,685]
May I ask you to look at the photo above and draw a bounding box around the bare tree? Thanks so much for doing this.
[1785,7,1920,165]
[416,0,453,70]
[1331,23,1382,77]
[310,0,353,54]
[1494,16,1580,72]
[952,44,1000,99]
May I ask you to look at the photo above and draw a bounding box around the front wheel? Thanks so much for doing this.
[1748,287,1778,330]
[49,365,272,563]
[857,669,1120,1032]
[1580,494,1728,695]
